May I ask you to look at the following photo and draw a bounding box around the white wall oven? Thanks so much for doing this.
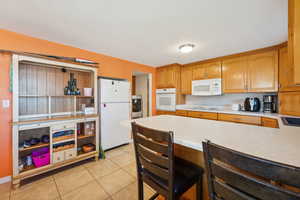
[156,88,176,111]
[192,78,222,96]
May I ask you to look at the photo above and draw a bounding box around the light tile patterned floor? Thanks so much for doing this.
[1,143,156,200]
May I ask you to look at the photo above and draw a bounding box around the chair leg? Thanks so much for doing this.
[196,178,203,200]
[138,178,144,200]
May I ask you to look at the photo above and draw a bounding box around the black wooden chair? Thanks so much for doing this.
[203,140,300,200]
[131,122,204,200]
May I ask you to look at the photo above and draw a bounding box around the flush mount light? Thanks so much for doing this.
[178,44,195,53]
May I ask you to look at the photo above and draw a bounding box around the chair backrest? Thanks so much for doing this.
[131,122,174,199]
[203,141,300,200]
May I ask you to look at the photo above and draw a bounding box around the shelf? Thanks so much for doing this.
[78,134,95,140]
[53,137,75,145]
[53,145,75,152]
[19,143,50,152]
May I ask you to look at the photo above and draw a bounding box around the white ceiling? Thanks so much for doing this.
[0,0,288,67]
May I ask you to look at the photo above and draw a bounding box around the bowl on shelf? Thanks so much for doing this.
[82,143,95,153]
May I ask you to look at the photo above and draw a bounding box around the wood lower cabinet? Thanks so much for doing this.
[222,56,248,93]
[187,111,218,120]
[279,92,300,116]
[181,66,193,95]
[175,110,188,117]
[261,117,279,128]
[247,50,278,92]
[156,110,176,115]
[218,113,261,125]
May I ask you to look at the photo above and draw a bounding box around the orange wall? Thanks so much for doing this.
[0,29,156,178]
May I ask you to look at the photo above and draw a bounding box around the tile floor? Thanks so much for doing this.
[0,143,156,200]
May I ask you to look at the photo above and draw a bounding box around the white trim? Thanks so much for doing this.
[0,176,11,184]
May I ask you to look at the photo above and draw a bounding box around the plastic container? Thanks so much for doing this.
[83,88,93,96]
[32,147,50,168]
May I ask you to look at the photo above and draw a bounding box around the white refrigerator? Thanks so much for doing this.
[99,78,131,150]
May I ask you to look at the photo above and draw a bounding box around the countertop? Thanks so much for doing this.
[124,115,300,168]
[176,104,280,118]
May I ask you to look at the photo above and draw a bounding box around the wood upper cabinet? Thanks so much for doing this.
[289,0,300,84]
[204,62,222,79]
[181,66,193,95]
[222,50,278,93]
[247,50,278,92]
[156,64,180,89]
[279,92,300,116]
[222,57,248,93]
[192,61,221,80]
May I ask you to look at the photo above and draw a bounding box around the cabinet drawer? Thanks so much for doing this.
[51,123,76,132]
[176,110,188,117]
[187,111,218,120]
[218,113,261,125]
[261,117,279,128]
[52,151,65,164]
[64,149,77,160]
[156,110,176,115]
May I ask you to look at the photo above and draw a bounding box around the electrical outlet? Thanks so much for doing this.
[2,100,10,108]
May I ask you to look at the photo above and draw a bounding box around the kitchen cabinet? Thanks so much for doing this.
[156,64,181,89]
[279,92,300,116]
[187,111,218,120]
[247,50,278,92]
[156,110,176,115]
[222,50,278,93]
[181,66,193,95]
[176,110,188,117]
[289,0,300,84]
[261,117,279,128]
[222,56,248,93]
[192,61,221,80]
[218,113,261,125]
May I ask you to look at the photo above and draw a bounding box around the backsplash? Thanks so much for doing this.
[185,93,277,107]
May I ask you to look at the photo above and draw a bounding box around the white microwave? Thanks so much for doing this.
[192,78,222,96]
[156,88,176,111]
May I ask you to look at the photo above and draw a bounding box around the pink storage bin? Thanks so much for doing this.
[32,147,50,168]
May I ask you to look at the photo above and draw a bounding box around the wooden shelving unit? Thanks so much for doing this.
[78,134,96,140]
[12,54,99,188]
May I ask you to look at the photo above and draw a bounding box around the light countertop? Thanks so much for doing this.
[124,115,300,168]
[176,104,280,118]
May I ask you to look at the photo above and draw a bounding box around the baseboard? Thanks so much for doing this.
[0,176,11,184]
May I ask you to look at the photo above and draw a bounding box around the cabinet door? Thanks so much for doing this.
[167,65,180,88]
[279,92,300,116]
[222,57,248,93]
[156,68,166,88]
[248,50,278,92]
[181,66,193,94]
[187,111,218,120]
[291,0,300,84]
[205,61,222,79]
[192,64,206,80]
[279,47,300,91]
[218,113,261,125]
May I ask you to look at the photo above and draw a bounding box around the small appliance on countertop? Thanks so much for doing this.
[263,95,277,113]
[244,97,261,112]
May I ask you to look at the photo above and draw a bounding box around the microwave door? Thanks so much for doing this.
[192,80,211,96]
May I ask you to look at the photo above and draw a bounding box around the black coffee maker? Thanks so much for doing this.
[263,95,277,113]
[244,97,261,112]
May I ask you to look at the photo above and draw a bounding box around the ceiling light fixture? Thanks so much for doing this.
[178,44,195,53]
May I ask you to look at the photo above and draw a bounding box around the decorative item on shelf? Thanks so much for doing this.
[82,143,95,153]
[84,107,95,115]
[83,88,92,96]
[32,147,50,168]
[64,73,81,95]
[84,122,95,136]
